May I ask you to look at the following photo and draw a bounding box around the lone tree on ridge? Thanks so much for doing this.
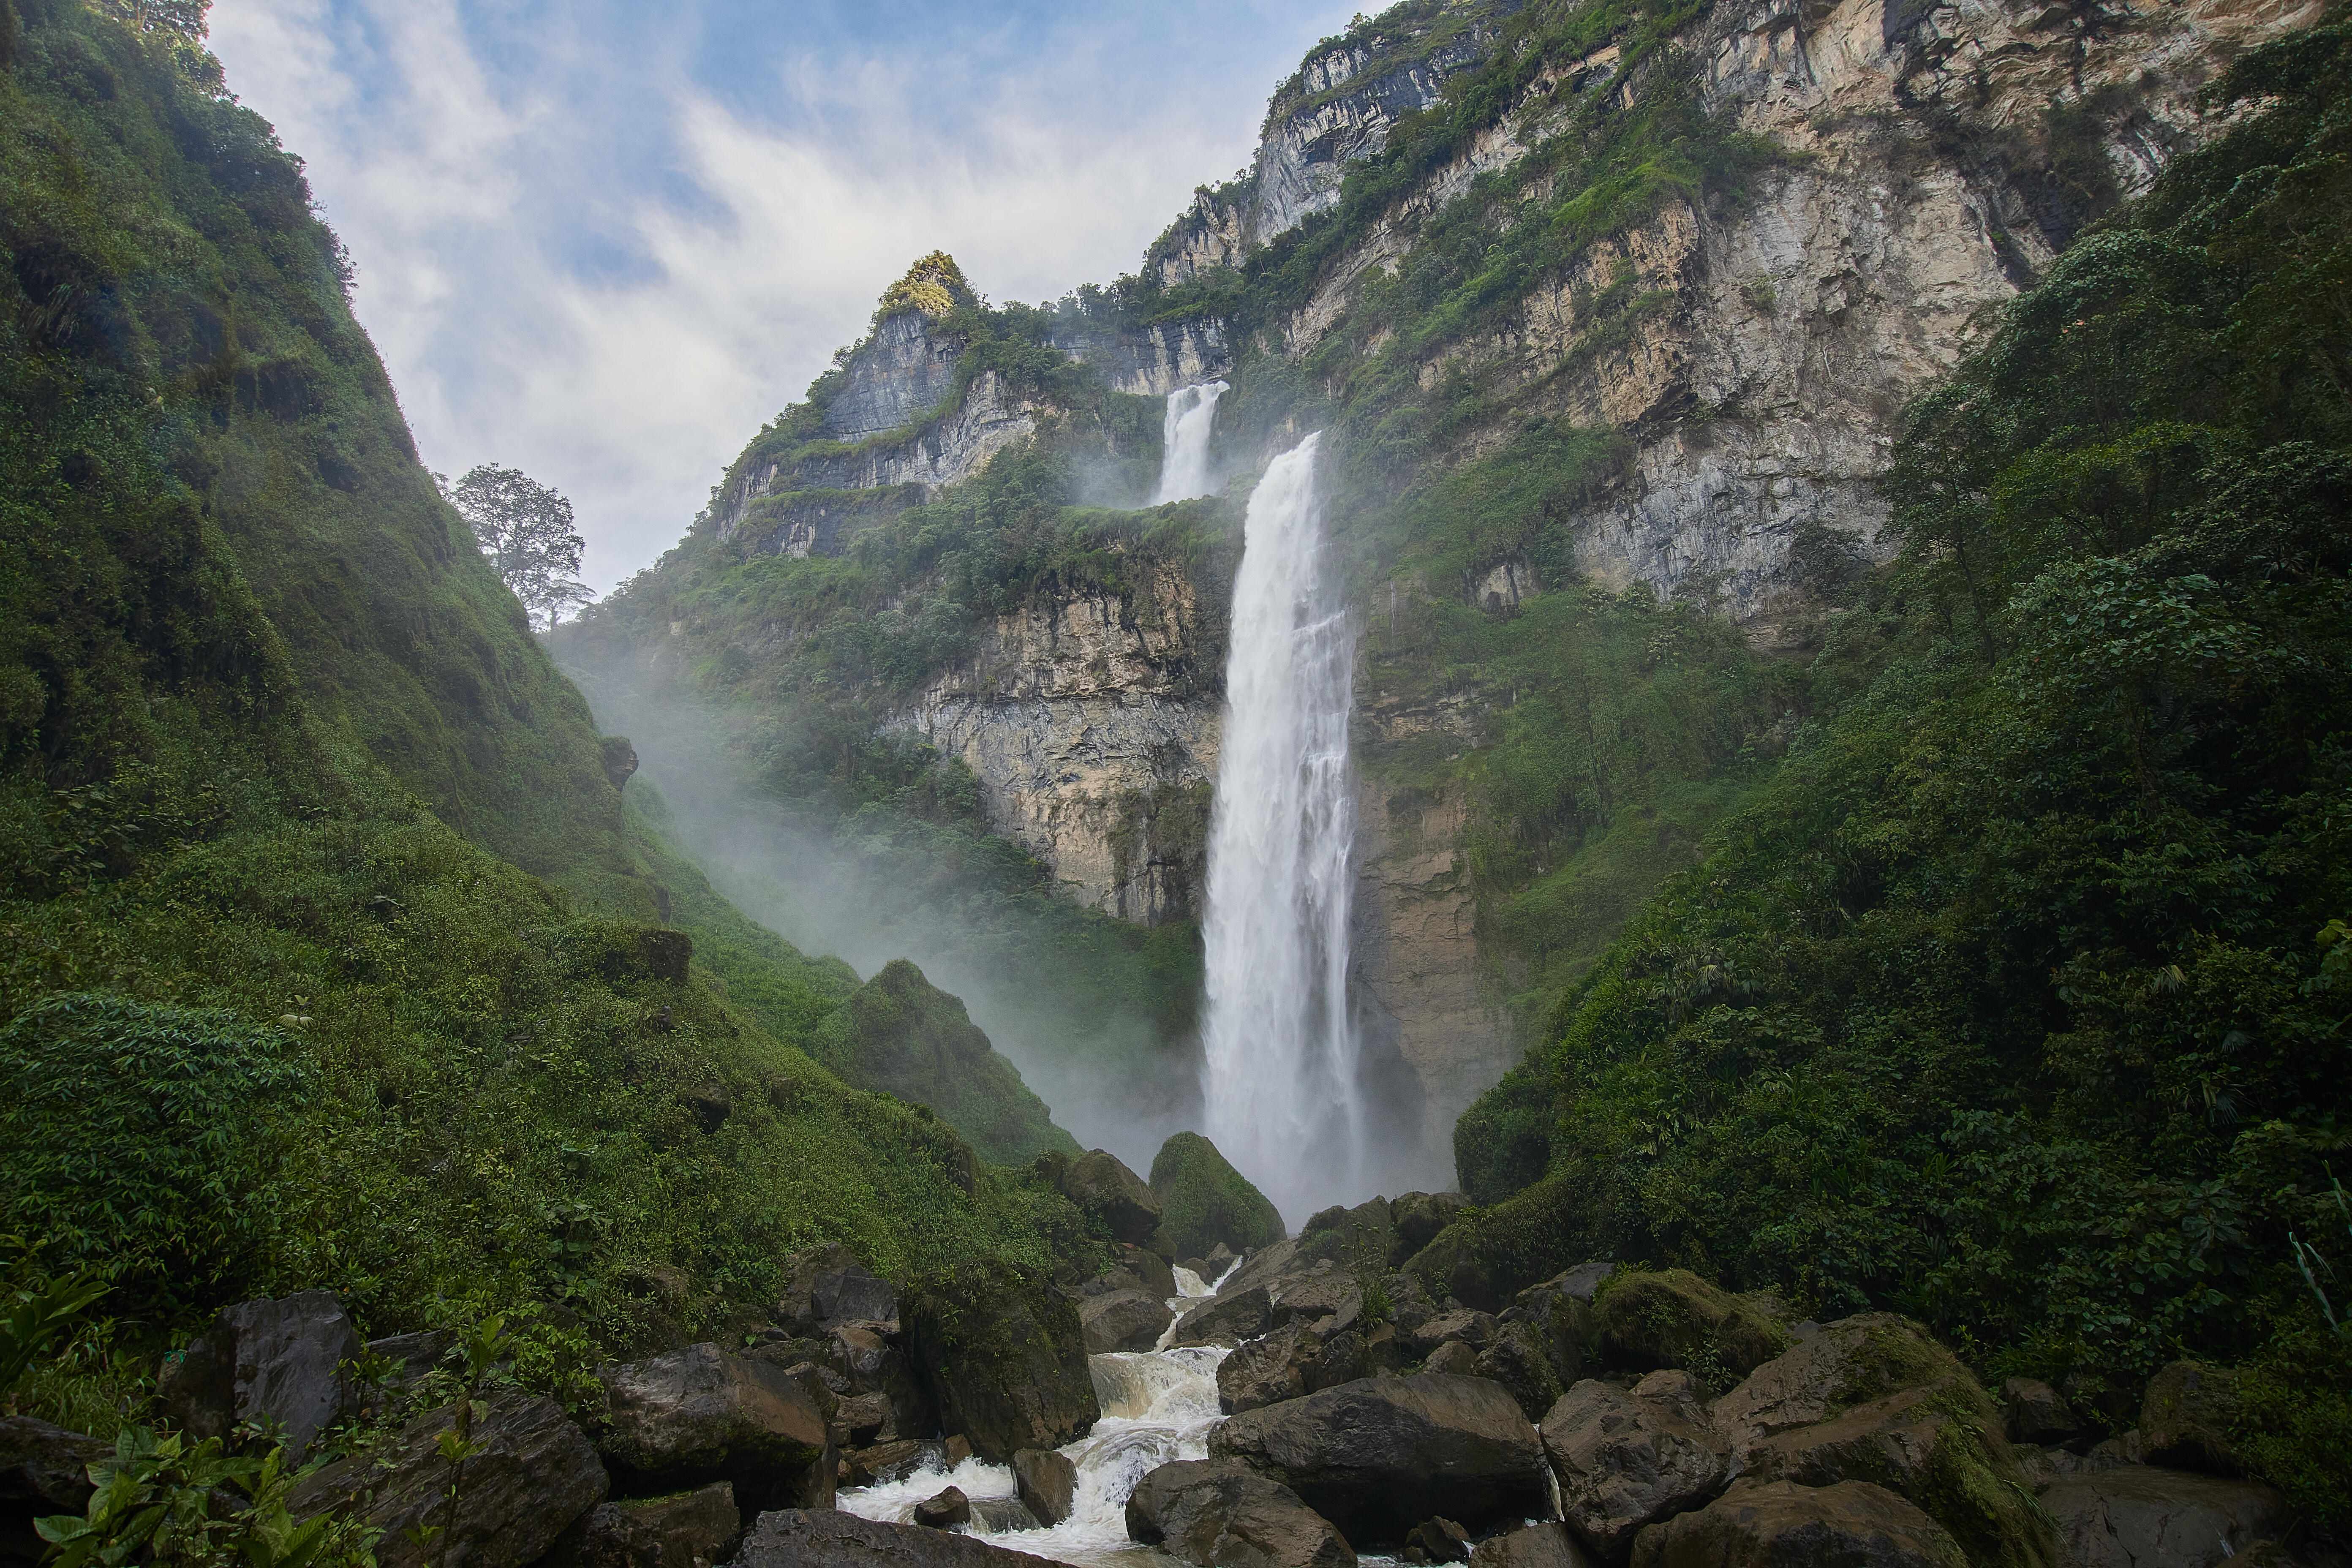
[441,464,591,632]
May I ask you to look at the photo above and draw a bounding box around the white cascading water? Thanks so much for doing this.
[1149,381,1228,504]
[1197,433,1363,1227]
[837,1261,1242,1568]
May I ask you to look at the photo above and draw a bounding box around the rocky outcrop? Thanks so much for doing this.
[1151,1132,1288,1258]
[158,1291,359,1460]
[1627,1478,1968,1568]
[735,1509,1065,1568]
[1049,318,1234,396]
[2039,1467,2291,1568]
[1127,1459,1359,1568]
[1595,1271,1786,1378]
[1080,1291,1174,1354]
[543,1484,740,1568]
[899,1260,1099,1460]
[1543,1373,1732,1556]
[597,1343,834,1513]
[1013,1448,1078,1527]
[1,1419,105,1568]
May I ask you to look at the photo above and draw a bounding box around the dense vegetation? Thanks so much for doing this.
[0,0,1102,1430]
[1439,9,2352,1516]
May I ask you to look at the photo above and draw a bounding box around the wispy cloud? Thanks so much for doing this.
[208,0,1354,594]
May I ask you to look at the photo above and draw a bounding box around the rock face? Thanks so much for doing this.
[1208,1374,1549,1543]
[1,1418,106,1568]
[1176,1288,1274,1348]
[544,1484,741,1568]
[1543,1373,1731,1557]
[735,1509,1067,1568]
[158,1290,359,1459]
[1080,1290,1175,1354]
[1013,1448,1078,1527]
[778,1244,899,1332]
[1048,318,1235,397]
[1595,1271,1784,1378]
[1064,1149,1167,1244]
[598,1344,834,1512]
[2139,1361,2244,1475]
[900,1260,1100,1461]
[2040,1467,2290,1568]
[1127,1459,1359,1568]
[290,1389,608,1568]
[1627,1479,1968,1568]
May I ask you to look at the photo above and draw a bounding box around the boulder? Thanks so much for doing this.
[1424,1342,1481,1377]
[901,1260,1099,1461]
[1274,1276,1362,1332]
[1,1418,107,1568]
[289,1389,608,1568]
[1209,1374,1548,1542]
[1301,1200,1397,1269]
[1150,1133,1287,1259]
[1221,1321,1319,1415]
[1081,1291,1174,1354]
[363,1331,454,1388]
[1710,1314,2052,1568]
[1627,1479,1968,1568]
[2141,1362,2244,1475]
[1412,1310,1500,1355]
[2041,1467,2290,1568]
[598,1343,833,1512]
[1391,1194,1471,1262]
[970,1498,1041,1533]
[1476,1322,1565,1424]
[1468,1523,1592,1568]
[1593,1272,1783,1381]
[1541,1372,1730,1557]
[778,1244,898,1332]
[830,1392,892,1448]
[843,1440,940,1488]
[1404,1517,1473,1563]
[1065,1149,1165,1245]
[826,1324,931,1440]
[1117,1244,1179,1301]
[1012,1448,1077,1527]
[158,1290,359,1459]
[1126,1459,1358,1568]
[2003,1377,2079,1446]
[1176,1288,1274,1348]
[1304,1330,1372,1395]
[914,1486,972,1529]
[543,1483,741,1568]
[736,1508,1065,1568]
[1509,1278,1597,1392]
[2221,1545,2314,1568]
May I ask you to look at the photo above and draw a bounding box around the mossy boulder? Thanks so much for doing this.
[1711,1314,2056,1568]
[900,1260,1099,1461]
[1593,1269,1785,1381]
[1063,1148,1165,1246]
[809,959,1078,1165]
[1150,1133,1286,1258]
[2140,1360,2244,1475]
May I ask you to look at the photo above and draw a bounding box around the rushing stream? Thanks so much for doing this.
[838,1265,1238,1567]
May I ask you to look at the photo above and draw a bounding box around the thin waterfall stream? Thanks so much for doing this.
[836,1260,1242,1567]
[1150,381,1227,504]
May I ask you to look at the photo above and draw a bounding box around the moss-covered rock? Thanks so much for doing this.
[1062,1148,1165,1246]
[2141,1361,2244,1475]
[1592,1269,1785,1383]
[1150,1133,1286,1258]
[900,1260,1099,1461]
[809,959,1078,1165]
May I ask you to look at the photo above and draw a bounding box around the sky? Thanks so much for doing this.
[207,0,1359,596]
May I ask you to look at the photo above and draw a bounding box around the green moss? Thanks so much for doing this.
[1148,1132,1286,1257]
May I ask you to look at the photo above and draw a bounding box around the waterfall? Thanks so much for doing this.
[1196,433,1362,1226]
[1149,381,1228,504]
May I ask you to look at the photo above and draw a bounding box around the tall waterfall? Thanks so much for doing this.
[1149,380,1228,503]
[1197,433,1362,1225]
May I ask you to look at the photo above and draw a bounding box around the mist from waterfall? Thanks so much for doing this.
[1149,380,1227,503]
[1197,432,1363,1227]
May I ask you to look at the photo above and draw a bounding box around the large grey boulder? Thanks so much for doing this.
[2140,1362,2244,1475]
[777,1244,898,1331]
[542,1483,741,1568]
[2,1418,108,1568]
[1127,1459,1358,1568]
[1220,1321,1318,1415]
[1468,1523,1593,1568]
[1176,1288,1274,1348]
[2003,1378,2079,1446]
[1476,1322,1565,1424]
[901,1260,1099,1461]
[1209,1374,1547,1542]
[1628,1479,1967,1568]
[1391,1193,1471,1261]
[598,1343,833,1512]
[1541,1372,1730,1557]
[1065,1150,1165,1246]
[736,1509,1067,1568]
[290,1388,608,1568]
[158,1290,359,1459]
[1081,1290,1174,1354]
[1594,1272,1783,1380]
[1012,1448,1077,1527]
[2041,1467,2291,1568]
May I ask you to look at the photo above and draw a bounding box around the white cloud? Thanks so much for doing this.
[207,0,1355,595]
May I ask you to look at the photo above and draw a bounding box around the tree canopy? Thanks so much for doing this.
[444,464,591,631]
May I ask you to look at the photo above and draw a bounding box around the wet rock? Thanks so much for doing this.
[2004,1377,2078,1446]
[830,1391,892,1448]
[827,1325,932,1440]
[1628,1479,1967,1568]
[1476,1322,1565,1424]
[1127,1459,1358,1568]
[737,1508,1065,1568]
[901,1260,1099,1460]
[777,1244,897,1333]
[843,1440,940,1488]
[1404,1517,1473,1563]
[1013,1448,1077,1526]
[1541,1372,1731,1557]
[363,1331,454,1387]
[1274,1276,1362,1332]
[597,1342,834,1512]
[1412,1310,1499,1356]
[1508,1279,1597,1393]
[2141,1362,2244,1475]
[1209,1374,1548,1542]
[1176,1288,1274,1348]
[2041,1467,2291,1568]
[543,1483,740,1568]
[158,1290,359,1459]
[1081,1290,1174,1354]
[914,1486,972,1529]
[1594,1271,1783,1380]
[1064,1149,1165,1245]
[1391,1193,1471,1262]
[1220,1321,1319,1415]
[289,1389,608,1568]
[1117,1244,1178,1301]
[1467,1523,1592,1568]
[970,1498,1041,1533]
[1424,1342,1481,1377]
[1305,1329,1371,1394]
[1,1418,107,1568]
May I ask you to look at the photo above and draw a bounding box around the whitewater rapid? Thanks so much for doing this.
[837,1264,1238,1568]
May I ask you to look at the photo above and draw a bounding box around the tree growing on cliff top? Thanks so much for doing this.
[441,464,591,631]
